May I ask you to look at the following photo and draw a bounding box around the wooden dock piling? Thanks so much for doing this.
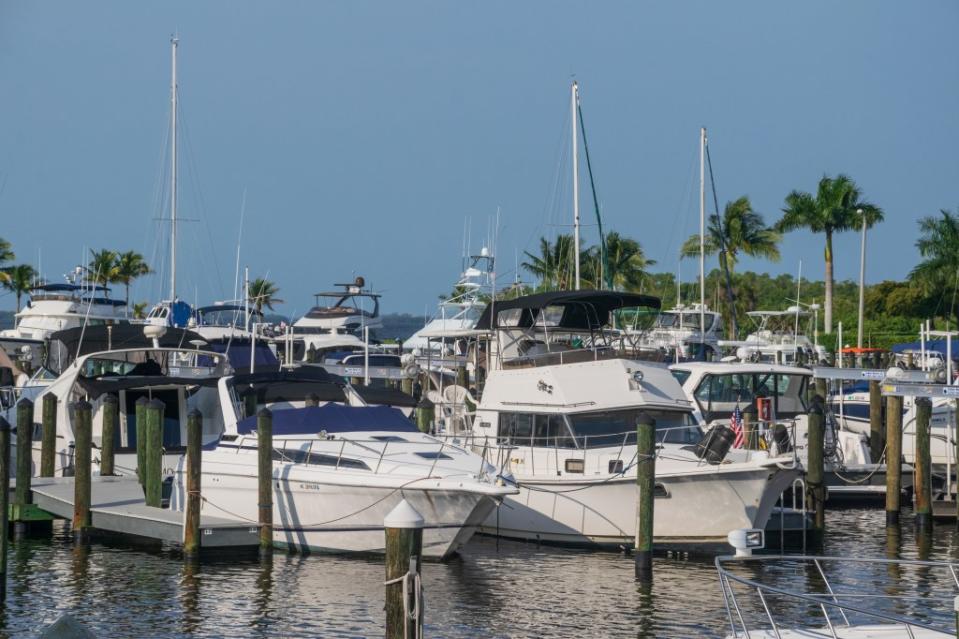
[634,412,656,581]
[401,376,413,396]
[135,396,148,486]
[100,394,118,476]
[415,396,434,434]
[885,395,904,526]
[144,399,164,508]
[742,404,758,450]
[184,409,202,559]
[40,394,57,477]
[456,365,468,389]
[73,400,93,542]
[257,408,273,557]
[806,400,825,532]
[384,499,424,639]
[869,381,883,462]
[914,397,933,530]
[14,398,33,536]
[0,417,11,600]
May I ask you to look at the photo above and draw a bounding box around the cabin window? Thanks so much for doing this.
[694,373,809,420]
[540,306,565,327]
[414,451,453,460]
[496,308,524,327]
[498,413,574,448]
[670,369,691,386]
[272,447,369,470]
[567,409,700,447]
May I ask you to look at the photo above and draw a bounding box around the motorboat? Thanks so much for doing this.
[669,361,910,501]
[166,365,513,559]
[717,552,958,638]
[188,302,261,341]
[626,303,723,362]
[721,309,828,365]
[438,290,801,550]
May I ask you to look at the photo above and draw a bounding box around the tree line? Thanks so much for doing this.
[516,173,959,346]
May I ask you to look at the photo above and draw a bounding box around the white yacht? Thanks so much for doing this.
[722,309,828,365]
[669,361,904,501]
[405,248,494,355]
[188,302,261,341]
[440,290,800,549]
[627,303,723,361]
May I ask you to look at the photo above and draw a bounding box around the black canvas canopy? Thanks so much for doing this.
[474,290,661,331]
[46,325,213,373]
[231,366,347,403]
[75,374,219,397]
[352,384,418,408]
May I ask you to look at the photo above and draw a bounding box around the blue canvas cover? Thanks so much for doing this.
[235,403,418,435]
[206,341,279,370]
[171,300,194,328]
[891,340,957,358]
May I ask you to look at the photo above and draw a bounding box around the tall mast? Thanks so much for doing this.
[571,81,580,291]
[169,35,179,301]
[699,127,706,344]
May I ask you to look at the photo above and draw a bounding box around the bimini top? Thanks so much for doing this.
[475,290,661,331]
[46,325,213,373]
[235,403,418,435]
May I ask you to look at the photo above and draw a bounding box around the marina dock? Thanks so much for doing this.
[13,475,258,549]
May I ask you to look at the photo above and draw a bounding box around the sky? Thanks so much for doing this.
[0,1,957,317]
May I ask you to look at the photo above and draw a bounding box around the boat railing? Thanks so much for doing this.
[236,435,480,479]
[449,424,752,478]
[716,555,958,638]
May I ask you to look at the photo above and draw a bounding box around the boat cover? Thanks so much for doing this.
[234,403,418,435]
[474,289,660,330]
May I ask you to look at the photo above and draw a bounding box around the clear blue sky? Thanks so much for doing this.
[1,1,957,316]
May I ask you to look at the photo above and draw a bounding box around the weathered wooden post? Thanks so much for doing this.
[73,400,93,543]
[815,378,828,406]
[806,400,826,532]
[144,399,164,508]
[885,394,904,526]
[914,397,933,530]
[100,394,118,476]
[906,352,914,369]
[415,396,434,434]
[304,393,320,408]
[401,375,414,397]
[384,499,424,639]
[257,408,273,557]
[456,365,468,389]
[742,404,758,450]
[135,396,148,487]
[184,409,202,559]
[0,417,11,601]
[40,394,57,477]
[634,412,656,582]
[869,380,883,462]
[14,398,34,536]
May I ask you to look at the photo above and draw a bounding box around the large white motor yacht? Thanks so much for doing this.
[442,290,800,549]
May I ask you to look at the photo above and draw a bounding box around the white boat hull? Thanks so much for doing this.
[177,462,503,560]
[482,465,798,547]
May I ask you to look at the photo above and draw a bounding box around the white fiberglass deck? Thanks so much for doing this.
[23,475,258,548]
[729,626,951,638]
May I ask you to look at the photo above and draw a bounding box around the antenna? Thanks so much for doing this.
[233,188,246,302]
[169,34,179,302]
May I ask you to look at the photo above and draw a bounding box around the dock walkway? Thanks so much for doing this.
[20,476,258,548]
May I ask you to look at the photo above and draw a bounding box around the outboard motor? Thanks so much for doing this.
[687,424,735,464]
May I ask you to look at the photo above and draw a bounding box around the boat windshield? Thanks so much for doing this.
[693,371,809,420]
[498,409,701,449]
[655,313,712,330]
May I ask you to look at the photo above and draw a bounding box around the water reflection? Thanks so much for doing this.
[0,510,954,637]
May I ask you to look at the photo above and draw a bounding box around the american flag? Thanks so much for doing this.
[730,404,745,448]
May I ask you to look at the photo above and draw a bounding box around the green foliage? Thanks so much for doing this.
[1,264,36,313]
[910,207,959,326]
[680,196,781,271]
[248,278,283,313]
[88,249,119,287]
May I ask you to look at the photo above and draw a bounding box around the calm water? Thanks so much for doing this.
[2,507,958,638]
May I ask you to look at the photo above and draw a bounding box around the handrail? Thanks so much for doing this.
[716,555,957,637]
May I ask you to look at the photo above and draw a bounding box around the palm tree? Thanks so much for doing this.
[1,264,35,314]
[248,278,283,314]
[132,302,149,319]
[583,232,655,291]
[910,207,959,327]
[113,251,151,308]
[0,237,14,284]
[776,175,883,334]
[87,249,119,290]
[522,235,575,290]
[681,196,781,273]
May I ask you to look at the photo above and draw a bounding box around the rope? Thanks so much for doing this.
[383,563,424,639]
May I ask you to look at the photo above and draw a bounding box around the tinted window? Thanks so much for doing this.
[671,369,692,386]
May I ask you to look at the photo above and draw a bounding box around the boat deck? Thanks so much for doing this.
[17,475,258,548]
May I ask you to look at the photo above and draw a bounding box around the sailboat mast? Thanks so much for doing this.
[169,35,179,302]
[699,127,706,345]
[571,81,580,291]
